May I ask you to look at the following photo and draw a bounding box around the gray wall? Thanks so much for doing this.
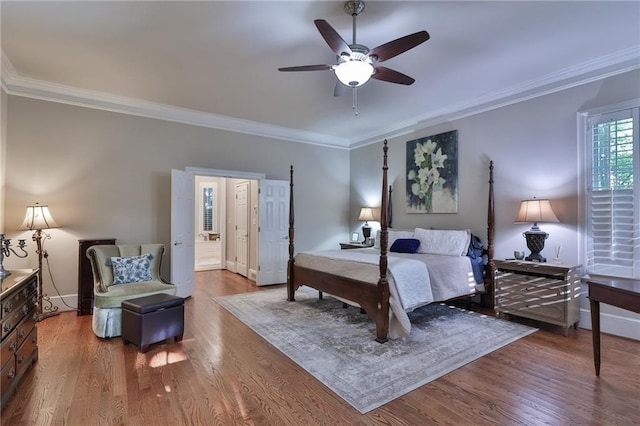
[3,95,350,303]
[350,69,640,339]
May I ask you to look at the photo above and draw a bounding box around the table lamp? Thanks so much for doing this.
[514,198,559,262]
[358,207,375,245]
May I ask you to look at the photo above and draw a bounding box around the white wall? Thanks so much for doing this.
[2,95,350,309]
[350,69,640,340]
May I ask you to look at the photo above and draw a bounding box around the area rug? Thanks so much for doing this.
[215,287,536,413]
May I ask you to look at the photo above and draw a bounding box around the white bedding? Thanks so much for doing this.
[295,248,477,339]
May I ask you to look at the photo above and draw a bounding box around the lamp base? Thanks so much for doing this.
[523,227,549,263]
[36,293,60,322]
[525,253,547,262]
[362,224,371,244]
[36,309,60,322]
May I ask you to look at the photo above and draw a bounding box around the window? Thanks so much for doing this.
[202,186,213,232]
[585,105,639,278]
[198,182,217,234]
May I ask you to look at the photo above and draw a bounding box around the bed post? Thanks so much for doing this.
[482,161,495,308]
[287,165,295,302]
[376,140,390,343]
[387,185,393,229]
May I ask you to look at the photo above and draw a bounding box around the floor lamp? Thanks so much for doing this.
[18,203,60,321]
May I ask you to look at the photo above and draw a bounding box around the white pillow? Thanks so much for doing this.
[375,229,414,249]
[414,228,471,256]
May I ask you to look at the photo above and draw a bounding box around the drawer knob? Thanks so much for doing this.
[17,354,24,364]
[19,328,26,338]
[3,322,12,332]
[9,341,17,351]
[3,303,12,313]
[7,367,16,379]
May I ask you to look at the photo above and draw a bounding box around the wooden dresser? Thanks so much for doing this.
[1,269,38,408]
[494,260,581,335]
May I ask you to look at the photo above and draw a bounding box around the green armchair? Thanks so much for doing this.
[87,244,177,338]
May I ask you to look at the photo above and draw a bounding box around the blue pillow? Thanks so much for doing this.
[390,238,421,253]
[110,253,154,284]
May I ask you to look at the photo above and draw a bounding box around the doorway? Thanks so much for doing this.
[172,167,289,293]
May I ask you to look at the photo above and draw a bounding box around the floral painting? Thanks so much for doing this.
[406,130,458,213]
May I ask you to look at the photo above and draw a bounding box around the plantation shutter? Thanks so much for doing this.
[202,186,213,232]
[586,107,639,278]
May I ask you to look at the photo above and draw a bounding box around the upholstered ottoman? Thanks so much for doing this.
[121,293,184,353]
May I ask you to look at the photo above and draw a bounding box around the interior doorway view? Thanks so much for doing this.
[193,176,256,277]
[171,167,290,297]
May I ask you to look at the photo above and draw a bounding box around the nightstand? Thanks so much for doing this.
[339,242,373,249]
[494,260,581,335]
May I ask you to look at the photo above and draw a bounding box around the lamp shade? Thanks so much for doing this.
[358,207,375,222]
[17,203,59,231]
[514,199,559,224]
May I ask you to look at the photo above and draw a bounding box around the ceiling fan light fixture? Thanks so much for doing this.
[334,58,374,87]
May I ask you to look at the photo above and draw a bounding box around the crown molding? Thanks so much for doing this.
[350,46,640,149]
[0,52,350,150]
[3,46,639,150]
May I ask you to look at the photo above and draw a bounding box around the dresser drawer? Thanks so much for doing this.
[1,291,22,321]
[496,271,564,289]
[0,357,17,401]
[17,307,38,348]
[1,305,25,340]
[1,277,37,321]
[1,329,18,370]
[15,327,37,378]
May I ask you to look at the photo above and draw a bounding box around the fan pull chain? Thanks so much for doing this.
[352,87,359,116]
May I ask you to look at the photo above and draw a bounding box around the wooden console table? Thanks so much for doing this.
[584,276,640,376]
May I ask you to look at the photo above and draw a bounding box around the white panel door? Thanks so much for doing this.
[171,169,195,298]
[235,181,249,277]
[257,179,289,286]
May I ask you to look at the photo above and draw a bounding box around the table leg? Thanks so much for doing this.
[589,298,601,376]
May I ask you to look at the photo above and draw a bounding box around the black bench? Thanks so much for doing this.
[121,293,184,353]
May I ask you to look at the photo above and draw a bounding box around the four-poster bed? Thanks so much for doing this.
[287,140,495,343]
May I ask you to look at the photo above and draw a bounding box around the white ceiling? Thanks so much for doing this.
[2,1,639,149]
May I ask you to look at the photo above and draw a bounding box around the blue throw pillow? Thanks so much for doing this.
[110,253,154,284]
[390,238,421,253]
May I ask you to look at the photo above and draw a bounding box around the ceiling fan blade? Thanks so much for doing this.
[372,66,415,85]
[314,19,352,56]
[278,65,333,72]
[369,31,430,63]
[333,82,348,97]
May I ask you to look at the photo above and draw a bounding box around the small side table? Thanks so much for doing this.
[339,242,373,249]
[583,277,640,375]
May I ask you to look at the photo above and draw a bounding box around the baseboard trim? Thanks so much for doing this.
[47,294,77,314]
[579,308,640,341]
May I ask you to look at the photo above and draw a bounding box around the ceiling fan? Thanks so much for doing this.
[278,0,430,109]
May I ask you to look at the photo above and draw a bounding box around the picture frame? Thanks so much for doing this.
[406,130,459,213]
[351,232,360,242]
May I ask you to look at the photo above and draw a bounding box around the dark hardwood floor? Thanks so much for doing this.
[2,270,639,425]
